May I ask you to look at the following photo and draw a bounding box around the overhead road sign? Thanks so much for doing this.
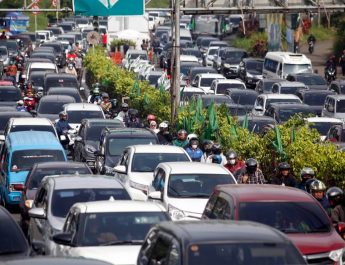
[73,0,144,16]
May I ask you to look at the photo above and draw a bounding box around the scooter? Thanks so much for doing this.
[325,66,336,84]
[308,41,314,54]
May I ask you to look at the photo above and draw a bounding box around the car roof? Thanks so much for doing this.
[237,115,276,122]
[131,144,186,154]
[64,103,103,111]
[158,162,230,174]
[327,94,345,100]
[72,200,167,213]
[105,128,156,136]
[0,111,31,118]
[10,117,53,126]
[46,175,125,190]
[83,118,123,126]
[30,62,56,68]
[45,73,77,79]
[39,95,75,102]
[201,94,230,99]
[7,131,61,149]
[215,79,244,84]
[198,73,225,78]
[260,93,300,99]
[217,184,315,202]
[0,86,18,90]
[227,89,258,95]
[48,87,79,93]
[268,102,310,109]
[275,81,306,87]
[4,258,111,265]
[299,89,334,95]
[306,117,343,123]
[156,220,288,244]
[34,161,90,169]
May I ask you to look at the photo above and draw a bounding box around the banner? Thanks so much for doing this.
[73,0,144,16]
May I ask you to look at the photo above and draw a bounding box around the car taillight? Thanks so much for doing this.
[9,183,24,192]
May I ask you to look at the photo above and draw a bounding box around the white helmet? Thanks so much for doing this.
[17,100,24,105]
[159,121,168,129]
[187,133,198,142]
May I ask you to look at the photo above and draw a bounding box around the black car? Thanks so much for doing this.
[0,206,30,259]
[237,115,276,134]
[227,103,248,116]
[28,71,46,91]
[30,52,56,64]
[198,94,233,108]
[47,87,82,103]
[187,66,217,85]
[255,78,283,94]
[226,88,258,111]
[296,89,335,116]
[238,58,264,89]
[95,128,159,175]
[36,95,76,121]
[329,80,345,94]
[74,119,125,169]
[137,221,306,265]
[221,47,248,79]
[19,161,92,234]
[0,86,22,106]
[286,73,327,90]
[181,62,201,80]
[40,41,65,67]
[264,103,316,123]
[44,73,79,94]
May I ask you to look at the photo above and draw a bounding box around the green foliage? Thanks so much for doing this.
[333,18,345,57]
[146,0,170,8]
[232,32,268,57]
[110,39,136,52]
[301,25,335,43]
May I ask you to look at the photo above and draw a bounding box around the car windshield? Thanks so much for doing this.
[309,122,342,136]
[46,78,78,90]
[183,50,202,58]
[201,78,218,87]
[239,202,331,233]
[228,106,247,116]
[86,124,123,141]
[266,98,300,106]
[202,97,233,106]
[283,64,312,75]
[129,53,148,60]
[181,91,205,101]
[52,188,130,217]
[107,137,157,156]
[42,44,62,53]
[336,100,345,113]
[0,214,27,255]
[240,119,274,134]
[0,47,7,55]
[167,174,234,198]
[263,81,279,92]
[217,83,245,94]
[81,212,168,246]
[67,111,104,124]
[30,75,45,87]
[297,75,327,86]
[131,153,190,172]
[188,242,305,265]
[30,68,56,75]
[230,93,257,105]
[181,64,199,76]
[201,39,216,47]
[0,88,21,101]
[28,167,91,189]
[10,125,56,136]
[37,101,68,114]
[11,149,65,172]
[246,61,263,74]
[0,41,17,52]
[208,49,218,55]
[280,86,304,94]
[279,108,313,122]
[225,51,246,64]
[303,93,329,106]
[148,75,161,85]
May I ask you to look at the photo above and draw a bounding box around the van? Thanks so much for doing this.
[263,52,313,79]
[0,131,67,207]
[44,73,79,94]
[322,94,345,120]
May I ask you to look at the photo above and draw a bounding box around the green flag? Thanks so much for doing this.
[102,79,109,87]
[207,102,218,132]
[290,126,296,143]
[159,82,165,96]
[242,113,249,129]
[273,126,284,155]
[131,79,141,96]
[195,97,204,123]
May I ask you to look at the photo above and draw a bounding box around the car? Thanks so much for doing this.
[53,201,170,264]
[208,40,229,49]
[36,95,76,121]
[28,71,47,91]
[227,103,248,116]
[0,40,19,58]
[148,162,236,220]
[255,78,283,94]
[213,47,229,73]
[306,117,343,141]
[209,79,246,95]
[286,73,328,90]
[114,145,191,201]
[0,131,67,208]
[0,206,30,259]
[0,86,22,106]
[180,87,207,105]
[237,115,276,134]
[238,58,264,89]
[322,94,345,120]
[26,62,58,81]
[64,103,105,131]
[203,46,219,67]
[137,220,307,265]
[191,73,225,92]
[0,111,33,139]
[199,37,219,54]
[56,34,76,45]
[123,50,148,68]
[46,26,64,35]
[197,94,233,108]
[95,128,159,175]
[271,81,308,94]
[19,161,92,235]
[202,185,345,264]
[0,45,10,67]
[28,174,132,255]
[40,41,66,67]
[221,47,248,79]
[329,80,345,94]
[73,119,125,169]
[225,89,258,111]
[30,52,56,63]
[44,73,80,94]
[187,66,217,85]
[1,258,113,265]
[180,55,199,64]
[296,89,335,116]
[144,71,162,87]
[264,102,316,123]
[180,62,201,81]
[252,93,302,116]
[180,48,203,64]
[48,87,82,103]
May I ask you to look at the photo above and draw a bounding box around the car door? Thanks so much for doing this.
[0,146,9,203]
[59,210,80,257]
[74,124,85,161]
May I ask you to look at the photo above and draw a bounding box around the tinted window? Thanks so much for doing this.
[11,149,65,172]
[266,98,300,106]
[107,137,157,156]
[217,83,245,94]
[309,122,342,136]
[181,63,199,76]
[224,51,246,64]
[336,100,345,112]
[202,96,232,106]
[0,47,7,55]
[67,111,104,124]
[188,242,305,265]
[201,78,218,87]
[240,119,275,134]
[283,64,312,75]
[0,41,18,52]
[0,88,21,101]
[168,174,234,198]
[263,80,279,92]
[51,188,130,217]
[230,93,257,105]
[42,44,62,53]
[46,78,78,91]
[297,75,327,86]
[280,86,304,94]
[48,90,81,103]
[37,101,69,114]
[240,202,331,233]
[10,125,56,135]
[246,61,263,73]
[278,108,313,122]
[303,93,329,106]
[264,59,278,73]
[86,124,124,141]
[131,153,190,172]
[228,106,247,116]
[128,53,148,60]
[148,75,161,85]
[29,74,45,88]
[181,91,205,101]
[183,49,202,58]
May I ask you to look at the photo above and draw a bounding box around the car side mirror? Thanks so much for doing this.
[114,165,126,174]
[52,232,73,246]
[148,191,162,201]
[29,207,46,219]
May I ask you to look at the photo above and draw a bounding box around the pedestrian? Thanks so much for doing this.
[75,54,83,81]
[102,32,107,48]
[270,162,297,187]
[0,31,6,40]
[339,50,345,76]
[141,39,148,51]
[236,158,266,184]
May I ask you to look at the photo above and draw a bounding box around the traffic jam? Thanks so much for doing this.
[0,8,345,265]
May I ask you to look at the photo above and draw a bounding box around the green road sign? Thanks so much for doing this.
[73,0,144,16]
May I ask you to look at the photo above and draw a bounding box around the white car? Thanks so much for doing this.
[209,79,246,95]
[306,117,343,141]
[180,86,207,105]
[53,200,169,265]
[204,46,219,67]
[26,62,58,81]
[180,55,199,64]
[191,73,226,92]
[252,93,302,116]
[148,16,156,31]
[148,162,237,221]
[114,145,191,201]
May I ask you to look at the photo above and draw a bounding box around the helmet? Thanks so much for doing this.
[310,180,326,192]
[59,111,67,117]
[212,143,222,155]
[326,187,344,207]
[226,150,237,160]
[187,133,198,142]
[17,100,24,105]
[102,92,109,98]
[305,178,316,193]
[93,87,100,95]
[301,167,315,179]
[278,162,291,171]
[147,114,156,122]
[245,158,258,174]
[159,121,168,129]
[128,109,138,117]
[122,103,129,108]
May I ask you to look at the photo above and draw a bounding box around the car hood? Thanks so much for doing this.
[71,245,141,265]
[288,231,345,255]
[169,197,208,218]
[247,70,262,76]
[49,216,66,231]
[129,172,154,186]
[85,140,100,149]
[9,170,29,183]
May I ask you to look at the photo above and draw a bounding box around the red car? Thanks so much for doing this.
[202,185,345,264]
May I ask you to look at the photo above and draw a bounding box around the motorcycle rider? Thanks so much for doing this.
[65,63,77,76]
[157,121,173,145]
[204,143,226,165]
[172,129,188,148]
[307,34,316,44]
[297,167,315,191]
[16,100,27,112]
[185,137,203,162]
[55,111,72,149]
[146,114,156,127]
[327,187,344,209]
[88,85,102,104]
[325,55,337,80]
[236,158,266,184]
[117,102,129,121]
[310,180,331,213]
[270,162,297,187]
[126,109,144,128]
[100,93,112,114]
[6,61,17,84]
[331,188,345,223]
[200,140,214,163]
[224,150,245,173]
[339,50,345,77]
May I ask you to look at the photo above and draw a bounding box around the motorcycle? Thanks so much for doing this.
[325,66,336,84]
[60,129,77,156]
[308,41,314,54]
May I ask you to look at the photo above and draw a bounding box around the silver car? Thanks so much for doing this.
[0,46,10,67]
[28,174,132,255]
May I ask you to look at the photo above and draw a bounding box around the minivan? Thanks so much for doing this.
[0,131,67,207]
[44,73,79,94]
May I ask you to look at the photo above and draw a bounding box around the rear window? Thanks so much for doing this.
[0,88,21,101]
[230,93,257,105]
[107,137,157,156]
[67,111,104,124]
[86,124,124,141]
[45,77,78,91]
[37,100,71,114]
[10,125,56,136]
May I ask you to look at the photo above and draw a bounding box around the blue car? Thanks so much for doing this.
[0,131,67,207]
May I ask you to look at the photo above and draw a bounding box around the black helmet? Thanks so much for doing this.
[245,158,258,174]
[278,162,291,171]
[102,92,109,98]
[212,143,222,155]
[326,187,344,207]
[226,150,237,160]
[128,109,138,117]
[202,140,214,154]
[305,178,315,193]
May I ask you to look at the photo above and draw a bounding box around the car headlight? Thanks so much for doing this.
[168,204,185,220]
[329,248,344,262]
[129,180,148,192]
[85,144,96,154]
[224,63,230,68]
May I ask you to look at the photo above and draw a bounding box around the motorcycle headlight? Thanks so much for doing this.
[85,144,96,154]
[224,63,230,68]
[168,204,185,221]
[329,248,344,262]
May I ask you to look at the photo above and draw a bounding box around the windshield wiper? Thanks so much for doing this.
[100,240,143,246]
